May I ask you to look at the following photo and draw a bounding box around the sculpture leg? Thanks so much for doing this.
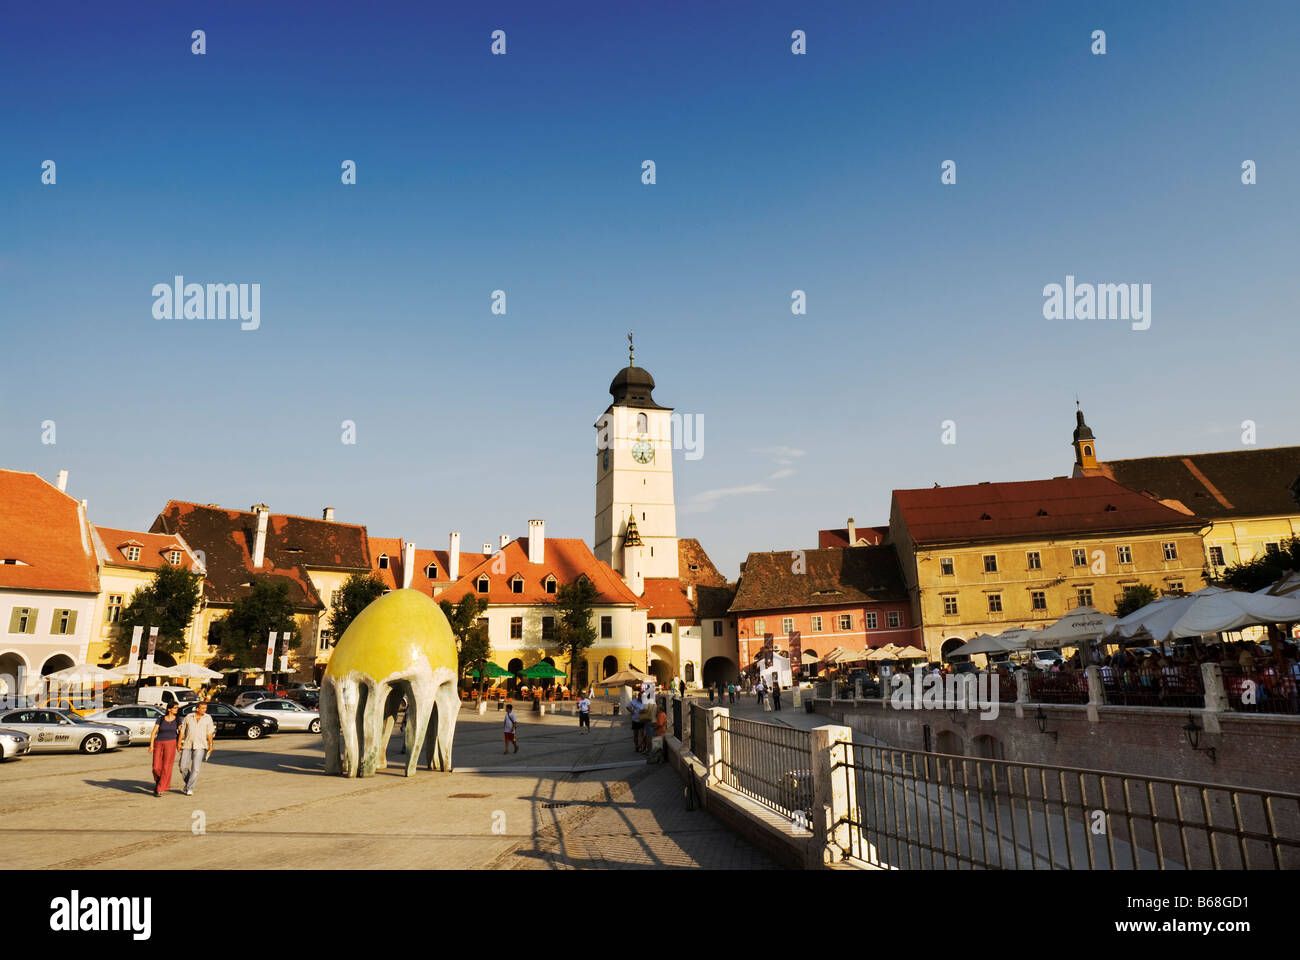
[431,679,460,772]
[404,673,434,777]
[336,676,361,778]
[359,680,386,777]
[377,686,404,771]
[321,680,341,775]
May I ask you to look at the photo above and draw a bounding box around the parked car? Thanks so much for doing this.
[0,709,130,753]
[240,699,321,733]
[0,728,32,760]
[177,701,278,739]
[103,684,200,707]
[1030,649,1065,671]
[234,690,278,708]
[85,704,167,741]
[285,687,319,708]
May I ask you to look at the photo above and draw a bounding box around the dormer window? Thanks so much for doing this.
[126,546,141,562]
[1036,509,1048,517]
[1104,504,1118,512]
[979,513,992,521]
[510,575,524,594]
[476,575,490,594]
[168,550,182,565]
[544,575,557,595]
[425,562,438,579]
[378,554,389,570]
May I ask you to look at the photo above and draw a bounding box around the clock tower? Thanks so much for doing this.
[594,338,679,580]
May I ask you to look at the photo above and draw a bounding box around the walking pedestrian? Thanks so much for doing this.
[707,684,715,704]
[629,692,646,753]
[577,692,592,733]
[772,682,782,711]
[679,678,686,697]
[178,702,216,796]
[728,682,735,704]
[148,702,181,796]
[755,680,763,707]
[648,703,668,763]
[503,703,519,753]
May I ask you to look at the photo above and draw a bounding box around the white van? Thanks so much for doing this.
[134,685,199,707]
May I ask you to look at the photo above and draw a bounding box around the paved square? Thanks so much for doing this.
[0,706,777,870]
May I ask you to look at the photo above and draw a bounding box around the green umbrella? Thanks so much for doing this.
[522,661,567,679]
[471,661,513,679]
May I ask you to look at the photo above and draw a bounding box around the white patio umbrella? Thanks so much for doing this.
[1114,586,1300,643]
[168,662,224,680]
[43,663,121,684]
[993,627,1041,650]
[1036,606,1119,648]
[107,661,178,679]
[952,634,1022,657]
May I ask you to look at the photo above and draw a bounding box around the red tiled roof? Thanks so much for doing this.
[150,501,370,609]
[818,525,889,549]
[367,537,480,593]
[730,546,907,613]
[642,538,736,622]
[435,538,647,607]
[1091,447,1300,520]
[891,476,1203,546]
[93,526,199,571]
[0,470,99,594]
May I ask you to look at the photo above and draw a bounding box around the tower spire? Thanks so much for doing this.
[627,330,635,367]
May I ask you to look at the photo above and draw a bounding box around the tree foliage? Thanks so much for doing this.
[207,579,301,671]
[109,564,203,663]
[1114,583,1159,619]
[328,573,387,642]
[440,594,491,678]
[551,578,599,686]
[1215,537,1300,593]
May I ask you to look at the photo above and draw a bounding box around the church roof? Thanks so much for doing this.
[1092,447,1300,520]
[607,363,668,410]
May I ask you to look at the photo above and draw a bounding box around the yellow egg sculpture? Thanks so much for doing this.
[320,589,460,777]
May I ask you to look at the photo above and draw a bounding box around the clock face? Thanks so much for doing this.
[631,439,654,464]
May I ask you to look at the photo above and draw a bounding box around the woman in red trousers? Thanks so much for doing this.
[148,702,181,796]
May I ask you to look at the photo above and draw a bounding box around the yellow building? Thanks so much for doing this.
[87,526,205,667]
[888,475,1208,660]
[1070,407,1300,577]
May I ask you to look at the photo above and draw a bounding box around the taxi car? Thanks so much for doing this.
[0,708,130,753]
[84,704,167,741]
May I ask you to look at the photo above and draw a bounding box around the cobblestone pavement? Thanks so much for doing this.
[0,706,777,870]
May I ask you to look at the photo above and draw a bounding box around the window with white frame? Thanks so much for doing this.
[838,614,852,630]
[983,554,998,573]
[1116,545,1133,564]
[168,550,182,565]
[810,615,822,632]
[378,554,389,570]
[1077,587,1093,607]
[510,575,524,594]
[544,575,557,594]
[1072,548,1087,566]
[887,611,901,628]
[755,619,766,636]
[1031,591,1047,611]
[476,575,489,593]
[1162,542,1178,561]
[865,612,878,629]
[988,594,1003,613]
[105,595,124,624]
[940,557,955,576]
[1209,546,1225,566]
[781,617,793,635]
[943,596,958,616]
[126,546,141,562]
[1026,551,1041,570]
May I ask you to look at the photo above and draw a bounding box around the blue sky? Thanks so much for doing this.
[2,0,1297,577]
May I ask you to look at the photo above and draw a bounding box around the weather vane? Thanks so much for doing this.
[628,330,635,366]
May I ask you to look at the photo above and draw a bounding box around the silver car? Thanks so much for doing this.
[0,727,32,760]
[0,708,130,753]
[85,704,167,741]
[240,698,321,733]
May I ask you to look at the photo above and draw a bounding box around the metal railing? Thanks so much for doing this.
[1222,665,1300,716]
[717,714,813,820]
[1027,670,1089,705]
[1102,665,1205,709]
[689,702,710,759]
[833,743,1300,869]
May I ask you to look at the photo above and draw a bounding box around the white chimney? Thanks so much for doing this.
[686,584,694,601]
[483,543,493,554]
[448,531,461,581]
[499,533,511,549]
[847,517,857,545]
[624,542,644,597]
[323,507,335,521]
[252,504,269,568]
[56,470,68,492]
[528,519,544,565]
[402,541,415,589]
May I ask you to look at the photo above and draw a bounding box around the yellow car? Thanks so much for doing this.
[39,695,101,718]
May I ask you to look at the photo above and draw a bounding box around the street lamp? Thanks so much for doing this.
[1182,712,1216,762]
[1035,707,1058,741]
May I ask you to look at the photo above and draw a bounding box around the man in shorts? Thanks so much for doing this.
[577,693,591,733]
[503,703,519,753]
